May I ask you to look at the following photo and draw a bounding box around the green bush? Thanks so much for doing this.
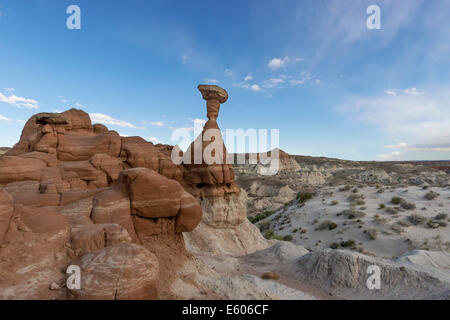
[283,235,293,242]
[297,191,314,204]
[340,239,356,248]
[249,210,276,223]
[391,197,404,205]
[329,242,339,249]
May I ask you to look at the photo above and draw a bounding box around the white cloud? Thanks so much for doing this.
[244,75,253,81]
[0,114,11,121]
[268,57,289,70]
[224,68,234,77]
[180,55,188,64]
[339,86,450,155]
[204,79,219,84]
[58,96,68,103]
[89,113,144,129]
[74,102,87,109]
[385,87,424,96]
[262,78,285,89]
[377,151,402,161]
[146,121,165,127]
[251,84,261,92]
[0,92,39,109]
[148,137,162,144]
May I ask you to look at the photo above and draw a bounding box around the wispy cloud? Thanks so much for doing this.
[250,84,261,92]
[180,55,188,64]
[3,88,14,94]
[143,121,165,127]
[0,114,11,121]
[58,96,68,103]
[0,92,39,109]
[148,137,162,144]
[339,86,450,156]
[384,87,423,96]
[204,79,219,84]
[74,102,87,109]
[244,75,253,81]
[224,68,234,76]
[89,113,144,129]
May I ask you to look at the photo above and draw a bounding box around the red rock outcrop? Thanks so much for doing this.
[0,108,203,299]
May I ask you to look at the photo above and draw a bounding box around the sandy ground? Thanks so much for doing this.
[258,185,450,258]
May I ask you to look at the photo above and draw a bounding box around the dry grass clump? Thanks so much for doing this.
[364,229,378,240]
[435,213,448,220]
[330,200,339,206]
[316,220,338,231]
[347,194,364,202]
[424,191,440,200]
[339,185,351,192]
[408,214,426,225]
[339,209,366,220]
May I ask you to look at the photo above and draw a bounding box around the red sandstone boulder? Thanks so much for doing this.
[175,192,202,233]
[57,131,121,161]
[119,168,183,219]
[67,243,159,300]
[0,156,46,184]
[91,187,138,242]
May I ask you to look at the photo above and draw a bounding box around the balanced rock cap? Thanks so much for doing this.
[197,85,228,104]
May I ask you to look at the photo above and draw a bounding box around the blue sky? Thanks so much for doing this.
[0,0,449,160]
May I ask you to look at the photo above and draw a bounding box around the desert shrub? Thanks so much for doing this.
[424,191,440,200]
[292,228,298,233]
[354,199,366,206]
[396,220,412,227]
[249,210,275,223]
[347,194,364,202]
[264,230,275,239]
[391,197,404,205]
[340,209,366,219]
[385,207,399,215]
[300,229,308,234]
[408,214,426,225]
[316,220,338,231]
[435,213,448,220]
[391,224,404,233]
[331,200,339,206]
[351,188,358,193]
[364,229,378,240]
[340,239,356,248]
[379,204,386,209]
[283,235,293,242]
[427,219,447,229]
[329,242,339,249]
[258,221,271,232]
[297,191,314,204]
[400,201,416,210]
[261,272,280,280]
[339,185,351,192]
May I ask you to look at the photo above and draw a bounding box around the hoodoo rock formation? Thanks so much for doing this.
[181,85,270,256]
